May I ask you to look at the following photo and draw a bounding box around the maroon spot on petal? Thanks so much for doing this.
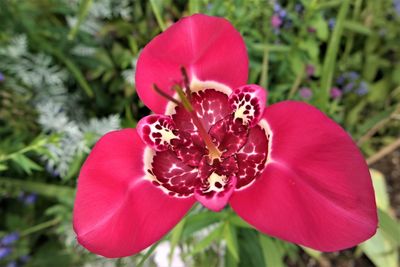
[151,150,198,196]
[236,124,269,188]
[172,89,232,134]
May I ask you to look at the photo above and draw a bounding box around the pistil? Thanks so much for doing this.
[173,85,222,160]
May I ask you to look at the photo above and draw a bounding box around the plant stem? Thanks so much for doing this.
[260,46,269,89]
[367,138,400,165]
[20,218,61,237]
[0,177,75,200]
[288,66,304,99]
[150,0,166,31]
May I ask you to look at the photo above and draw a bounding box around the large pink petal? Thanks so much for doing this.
[230,101,377,251]
[73,129,194,258]
[136,14,248,114]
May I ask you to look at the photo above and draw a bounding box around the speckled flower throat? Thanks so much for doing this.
[137,72,269,211]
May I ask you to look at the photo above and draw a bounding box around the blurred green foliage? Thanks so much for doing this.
[0,0,399,266]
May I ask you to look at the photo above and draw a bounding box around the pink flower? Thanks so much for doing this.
[73,14,377,258]
[271,14,283,28]
[306,64,315,77]
[331,87,343,99]
[299,87,313,100]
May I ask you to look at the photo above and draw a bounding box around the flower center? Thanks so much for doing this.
[138,73,269,210]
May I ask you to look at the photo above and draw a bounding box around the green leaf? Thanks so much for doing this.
[224,223,239,262]
[11,154,42,174]
[360,229,399,267]
[318,0,350,110]
[238,229,265,267]
[344,20,372,35]
[314,15,329,41]
[183,210,223,238]
[67,0,93,40]
[259,235,285,267]
[370,169,390,210]
[0,163,8,171]
[378,209,400,246]
[230,214,252,229]
[168,217,186,265]
[191,223,223,255]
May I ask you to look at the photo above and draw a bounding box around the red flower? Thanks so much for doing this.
[73,14,377,258]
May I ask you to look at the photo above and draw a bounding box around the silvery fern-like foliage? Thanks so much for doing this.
[0,35,68,102]
[71,45,97,57]
[81,115,121,137]
[121,57,137,86]
[1,34,121,178]
[0,35,28,58]
[66,0,132,37]
[37,101,120,178]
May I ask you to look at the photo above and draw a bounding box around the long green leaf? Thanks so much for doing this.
[318,0,350,110]
[259,235,285,267]
[224,223,239,262]
[67,0,93,40]
[191,224,223,255]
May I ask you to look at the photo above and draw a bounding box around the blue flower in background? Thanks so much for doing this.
[344,82,355,92]
[24,193,37,205]
[20,255,30,263]
[18,192,38,205]
[7,261,18,267]
[274,3,282,12]
[336,75,345,85]
[356,81,369,95]
[295,2,303,13]
[347,71,359,80]
[328,18,336,30]
[335,71,369,96]
[0,247,12,260]
[1,232,19,246]
[0,72,5,82]
[394,0,400,16]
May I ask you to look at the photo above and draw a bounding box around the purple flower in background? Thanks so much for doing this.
[295,3,304,13]
[356,81,369,95]
[299,87,313,100]
[274,3,282,12]
[279,9,287,18]
[336,75,345,85]
[306,64,315,77]
[0,247,12,259]
[24,193,37,205]
[394,0,400,16]
[348,71,359,80]
[271,15,283,28]
[20,255,30,264]
[0,72,4,82]
[330,87,342,99]
[7,261,17,267]
[1,232,19,246]
[344,82,355,92]
[271,2,288,29]
[18,192,38,205]
[328,18,336,30]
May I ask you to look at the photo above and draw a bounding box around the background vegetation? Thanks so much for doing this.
[0,0,399,266]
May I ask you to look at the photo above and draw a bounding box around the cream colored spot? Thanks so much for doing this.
[204,172,227,193]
